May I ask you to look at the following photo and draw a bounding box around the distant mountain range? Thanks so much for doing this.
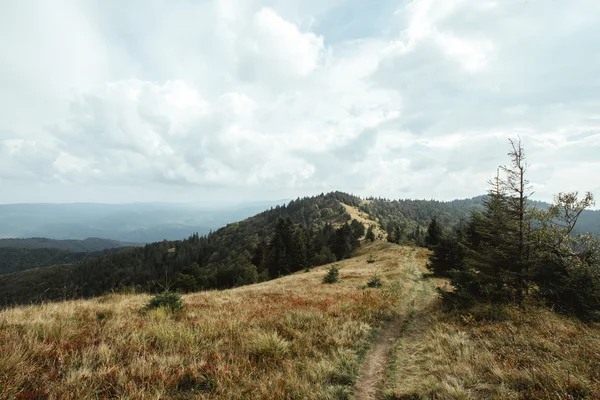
[0,237,136,252]
[0,200,288,243]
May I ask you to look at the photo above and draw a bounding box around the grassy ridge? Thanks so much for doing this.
[0,242,412,400]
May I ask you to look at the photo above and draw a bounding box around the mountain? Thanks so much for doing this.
[0,247,128,276]
[0,237,136,252]
[0,200,288,242]
[0,237,139,277]
[0,192,361,306]
[1,191,598,307]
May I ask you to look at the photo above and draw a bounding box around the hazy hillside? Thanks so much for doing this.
[0,248,87,275]
[0,200,287,242]
[0,192,361,306]
[0,247,130,276]
[0,237,135,252]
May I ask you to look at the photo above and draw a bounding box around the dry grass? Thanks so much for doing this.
[341,203,387,240]
[3,230,597,400]
[0,241,414,400]
[383,301,600,400]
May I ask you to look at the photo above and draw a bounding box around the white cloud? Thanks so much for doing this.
[250,7,324,77]
[1,0,599,205]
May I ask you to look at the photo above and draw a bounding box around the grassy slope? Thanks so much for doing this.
[0,241,414,400]
[1,237,598,399]
[382,299,600,399]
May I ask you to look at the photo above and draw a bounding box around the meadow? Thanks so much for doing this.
[0,242,412,400]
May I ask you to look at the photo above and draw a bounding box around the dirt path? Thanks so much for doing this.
[352,248,432,400]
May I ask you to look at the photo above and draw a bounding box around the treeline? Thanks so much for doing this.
[174,218,365,293]
[428,139,600,321]
[0,247,89,275]
[0,247,130,276]
[0,192,363,306]
[360,197,482,246]
[0,237,134,252]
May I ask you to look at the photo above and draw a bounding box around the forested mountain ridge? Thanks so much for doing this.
[0,192,363,306]
[0,237,139,277]
[0,237,137,252]
[0,247,128,275]
[1,191,598,307]
[360,195,600,239]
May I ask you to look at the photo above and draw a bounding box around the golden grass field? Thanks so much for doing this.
[1,238,599,399]
[382,300,600,400]
[0,242,412,400]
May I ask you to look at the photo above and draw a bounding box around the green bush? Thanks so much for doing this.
[323,264,340,284]
[144,290,185,313]
[367,255,376,264]
[367,275,383,288]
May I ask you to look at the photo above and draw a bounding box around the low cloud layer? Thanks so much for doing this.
[1,0,599,204]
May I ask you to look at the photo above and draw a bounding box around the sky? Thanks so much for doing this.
[1,0,599,205]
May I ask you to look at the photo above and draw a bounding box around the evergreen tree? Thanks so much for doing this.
[387,224,397,243]
[426,217,443,247]
[251,240,266,268]
[427,226,466,278]
[499,138,534,301]
[445,140,534,305]
[413,226,426,247]
[365,226,376,242]
[289,226,308,272]
[350,219,366,239]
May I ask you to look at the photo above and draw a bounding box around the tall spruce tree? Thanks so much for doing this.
[426,217,443,247]
[449,139,533,305]
[365,225,376,242]
[499,138,534,301]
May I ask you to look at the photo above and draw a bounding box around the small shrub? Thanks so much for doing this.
[367,275,383,288]
[144,290,185,313]
[323,264,340,284]
[367,255,376,264]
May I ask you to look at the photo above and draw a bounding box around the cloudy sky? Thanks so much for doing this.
[1,0,599,205]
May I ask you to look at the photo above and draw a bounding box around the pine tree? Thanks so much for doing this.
[449,140,533,305]
[251,240,266,268]
[365,226,376,242]
[426,217,443,247]
[499,138,534,302]
[427,225,466,278]
[289,226,308,272]
[350,219,366,240]
[393,226,402,244]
